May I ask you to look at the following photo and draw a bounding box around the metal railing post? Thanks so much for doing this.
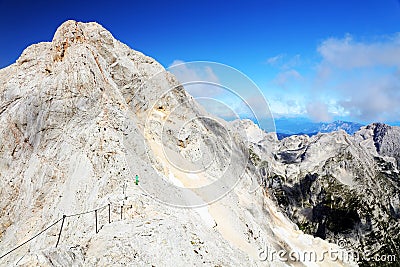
[55,215,66,248]
[95,209,98,233]
[108,204,111,223]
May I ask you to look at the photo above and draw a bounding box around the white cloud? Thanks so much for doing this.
[273,69,303,87]
[196,98,238,119]
[313,33,400,122]
[337,74,400,122]
[266,54,301,70]
[168,60,220,85]
[306,101,333,122]
[318,34,400,69]
[269,97,306,118]
[235,95,273,119]
[266,54,284,65]
[281,54,301,70]
[168,60,222,97]
[168,60,275,124]
[267,54,304,89]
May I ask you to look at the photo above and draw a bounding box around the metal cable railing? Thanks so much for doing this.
[0,202,129,261]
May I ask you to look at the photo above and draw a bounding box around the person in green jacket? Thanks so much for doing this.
[135,175,139,185]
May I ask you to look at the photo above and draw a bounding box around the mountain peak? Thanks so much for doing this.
[0,21,363,266]
[51,20,114,62]
[52,20,107,43]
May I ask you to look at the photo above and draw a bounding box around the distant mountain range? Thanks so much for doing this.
[275,117,364,139]
[243,121,400,265]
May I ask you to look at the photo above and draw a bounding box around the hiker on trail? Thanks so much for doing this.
[135,175,139,185]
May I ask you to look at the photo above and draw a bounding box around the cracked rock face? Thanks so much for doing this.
[241,120,400,266]
[0,21,352,266]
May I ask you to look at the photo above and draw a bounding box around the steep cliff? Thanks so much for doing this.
[0,21,350,266]
[242,120,400,266]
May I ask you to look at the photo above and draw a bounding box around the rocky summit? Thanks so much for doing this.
[241,120,400,266]
[0,20,395,267]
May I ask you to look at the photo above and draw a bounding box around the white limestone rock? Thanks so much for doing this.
[0,20,353,266]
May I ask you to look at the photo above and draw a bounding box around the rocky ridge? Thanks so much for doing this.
[240,120,400,266]
[0,21,351,266]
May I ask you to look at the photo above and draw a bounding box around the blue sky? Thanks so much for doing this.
[1,0,400,124]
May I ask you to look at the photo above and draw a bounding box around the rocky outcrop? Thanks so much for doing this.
[0,21,351,266]
[243,120,400,266]
[358,123,400,167]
